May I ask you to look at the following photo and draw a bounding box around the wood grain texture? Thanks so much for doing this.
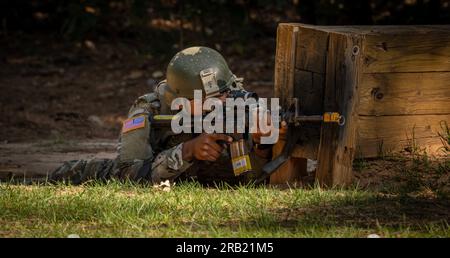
[362,29,450,73]
[274,24,450,186]
[357,136,445,158]
[274,24,298,108]
[291,139,319,159]
[295,27,329,74]
[359,72,450,116]
[271,24,307,184]
[283,23,450,36]
[292,27,327,167]
[357,114,450,157]
[269,139,307,184]
[294,69,325,115]
[292,69,323,167]
[316,33,361,187]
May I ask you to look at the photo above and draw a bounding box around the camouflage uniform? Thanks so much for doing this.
[49,81,270,185]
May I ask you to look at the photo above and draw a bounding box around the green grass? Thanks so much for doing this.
[0,181,449,238]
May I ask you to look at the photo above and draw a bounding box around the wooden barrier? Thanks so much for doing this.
[272,23,450,187]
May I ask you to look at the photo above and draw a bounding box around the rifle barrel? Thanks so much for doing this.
[294,115,323,122]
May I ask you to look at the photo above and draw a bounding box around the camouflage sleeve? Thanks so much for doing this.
[48,158,117,184]
[117,91,196,184]
[150,143,193,184]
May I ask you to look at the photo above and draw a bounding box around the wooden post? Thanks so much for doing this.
[270,24,307,184]
[274,24,298,106]
[271,24,330,185]
[316,33,361,187]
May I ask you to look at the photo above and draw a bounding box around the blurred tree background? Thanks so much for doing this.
[0,0,449,141]
[1,0,449,57]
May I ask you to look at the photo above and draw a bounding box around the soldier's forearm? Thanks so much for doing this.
[150,143,193,184]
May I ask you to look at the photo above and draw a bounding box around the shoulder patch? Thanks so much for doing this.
[122,115,146,133]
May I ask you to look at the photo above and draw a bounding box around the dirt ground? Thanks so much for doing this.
[0,33,274,143]
[0,140,116,180]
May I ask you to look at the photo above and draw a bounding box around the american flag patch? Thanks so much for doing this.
[122,115,146,133]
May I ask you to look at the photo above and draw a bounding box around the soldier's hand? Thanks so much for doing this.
[182,133,232,162]
[252,119,288,146]
[251,112,290,144]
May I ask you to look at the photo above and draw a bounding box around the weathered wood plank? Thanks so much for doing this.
[294,69,325,114]
[357,114,450,157]
[359,115,449,140]
[289,24,450,73]
[362,31,450,73]
[291,139,319,160]
[282,23,450,35]
[359,72,450,116]
[274,24,298,107]
[271,24,309,184]
[285,23,450,36]
[316,33,361,187]
[292,69,323,165]
[275,24,450,186]
[292,27,327,163]
[295,27,329,74]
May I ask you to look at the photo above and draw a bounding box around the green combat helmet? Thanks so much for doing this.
[163,46,240,106]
